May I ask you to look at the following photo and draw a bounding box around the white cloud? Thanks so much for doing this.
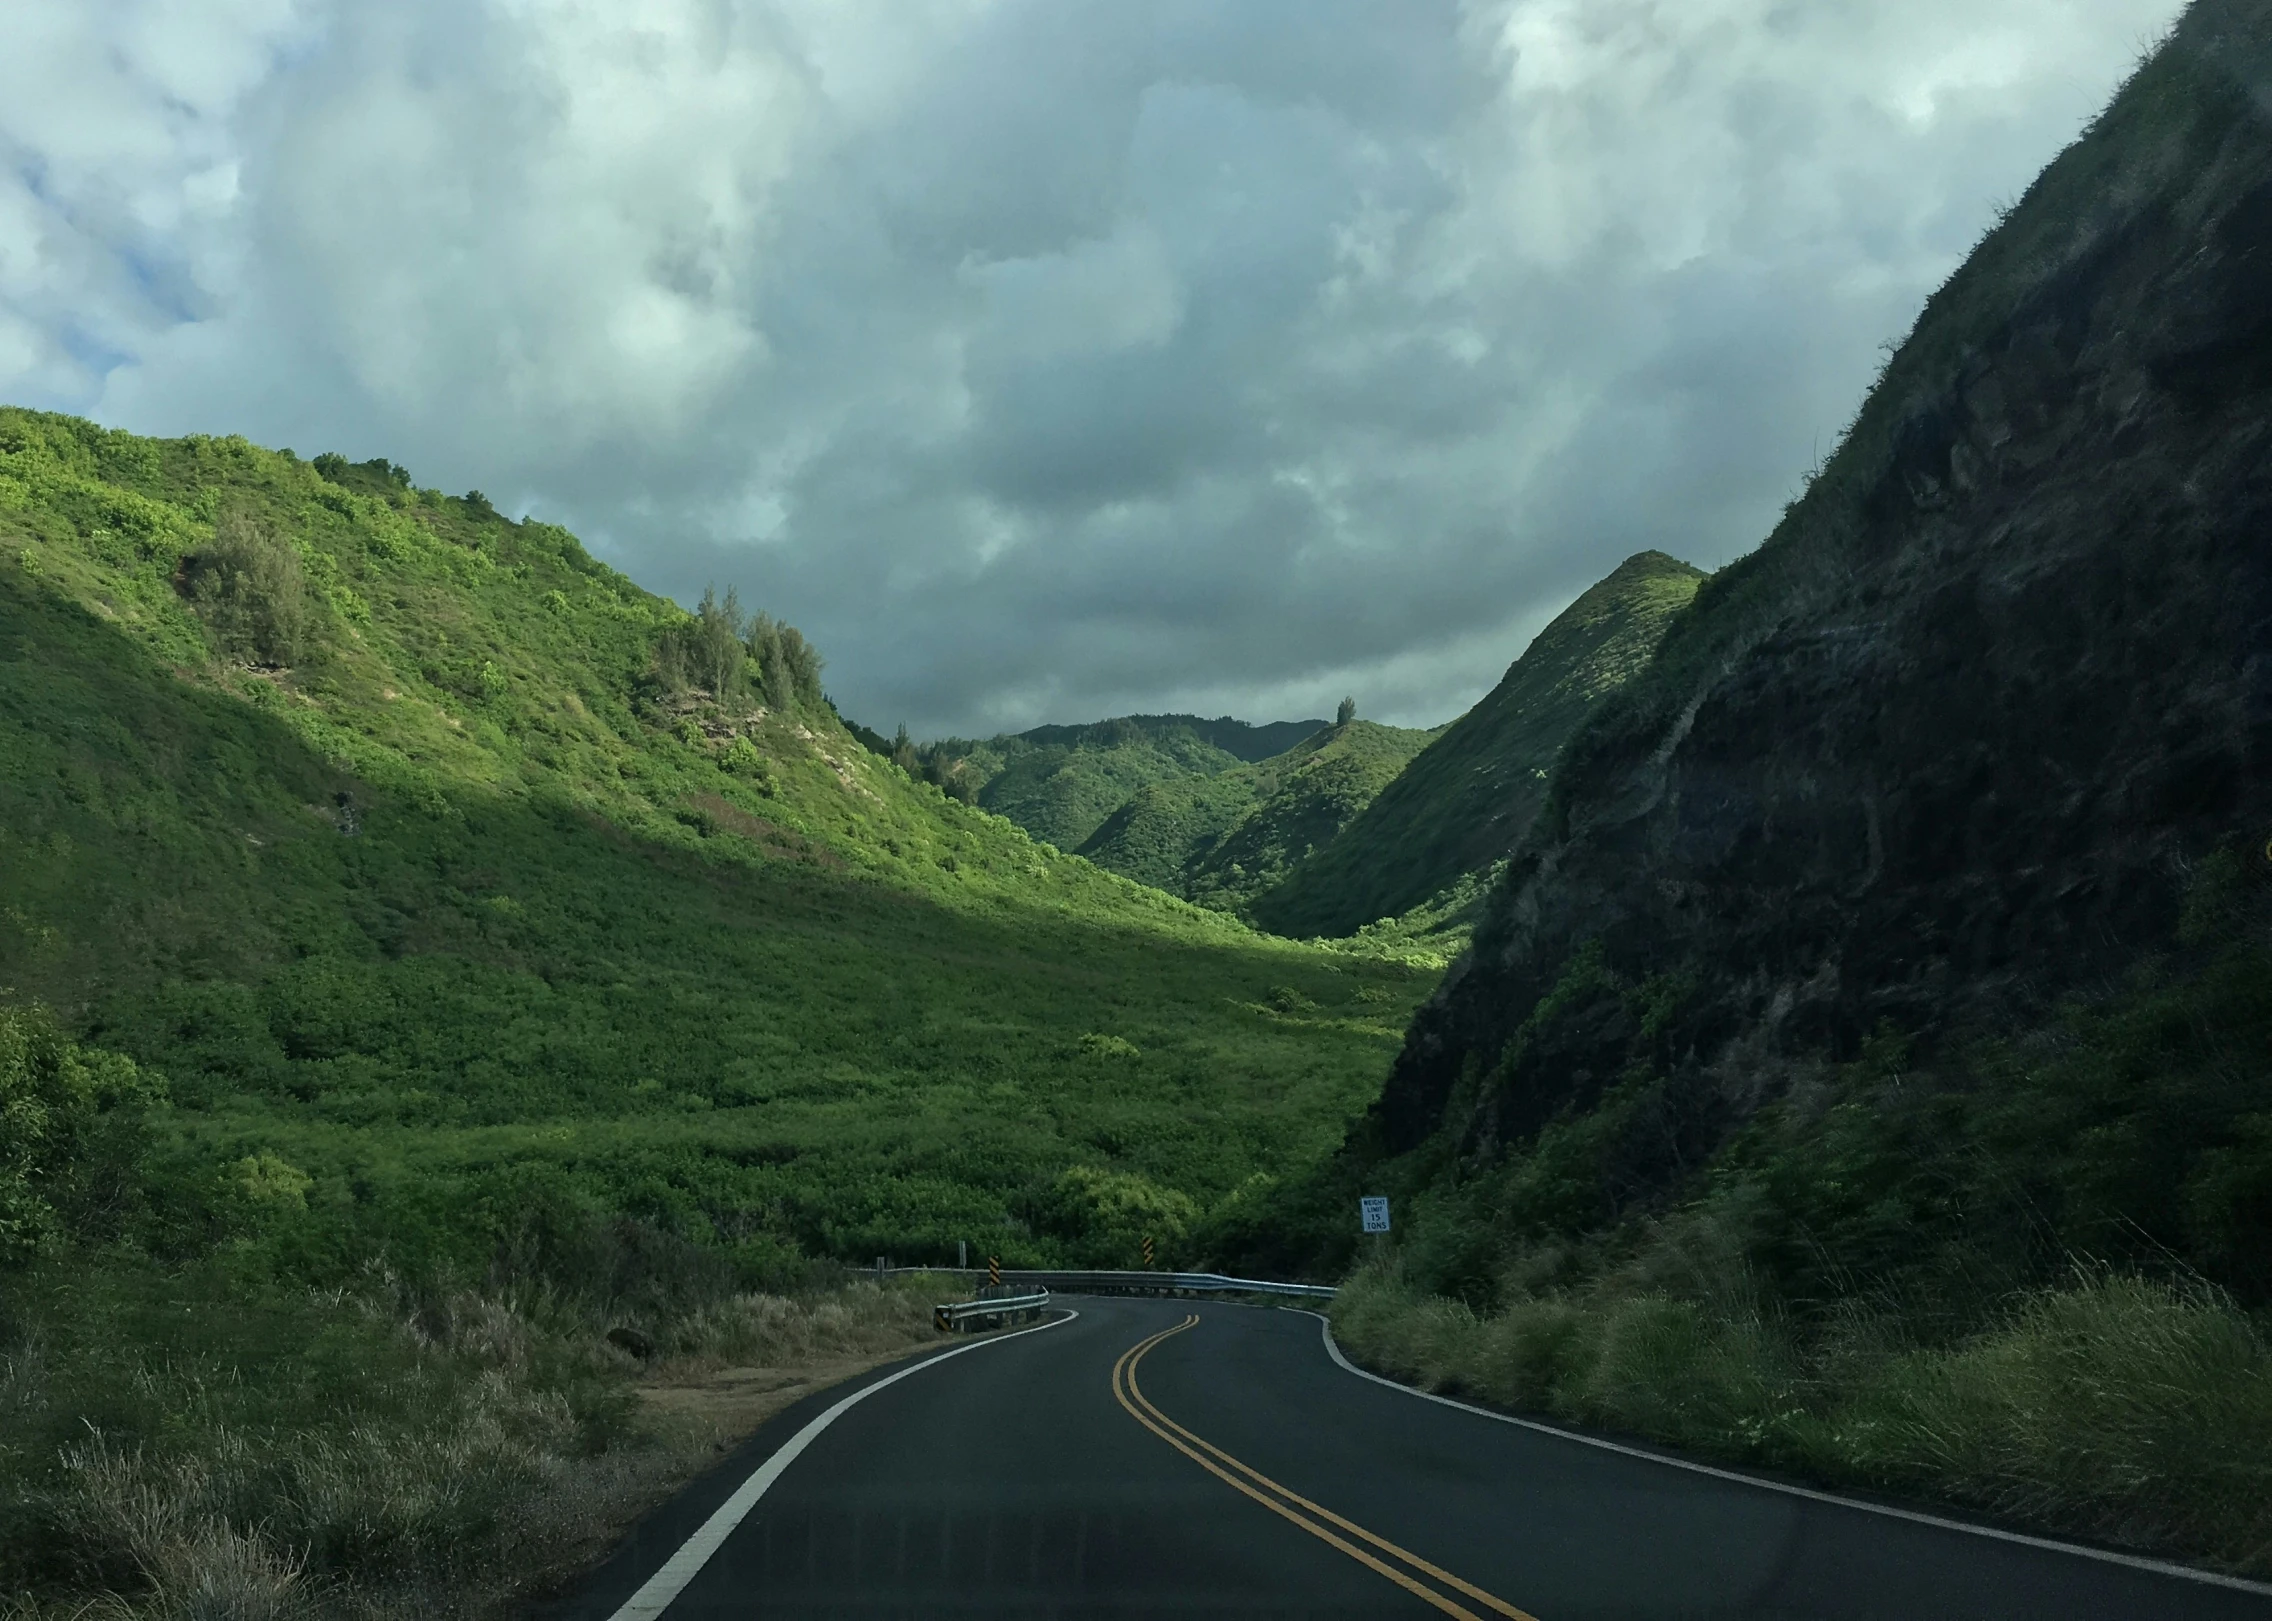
[0,0,2184,733]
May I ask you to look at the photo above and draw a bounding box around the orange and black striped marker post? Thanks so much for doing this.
[988,1255,1002,1287]
[1142,1235,1154,1267]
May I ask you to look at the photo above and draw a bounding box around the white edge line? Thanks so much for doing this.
[606,1308,1082,1621]
[1299,1310,2272,1599]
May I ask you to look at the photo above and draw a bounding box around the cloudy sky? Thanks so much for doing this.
[5,0,2180,736]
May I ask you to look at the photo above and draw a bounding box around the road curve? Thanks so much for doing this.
[543,1295,2272,1619]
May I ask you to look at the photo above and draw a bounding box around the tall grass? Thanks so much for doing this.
[1332,1258,2272,1575]
[0,1260,944,1620]
[1837,1274,2272,1567]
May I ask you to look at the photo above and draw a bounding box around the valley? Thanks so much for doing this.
[9,1,2272,1615]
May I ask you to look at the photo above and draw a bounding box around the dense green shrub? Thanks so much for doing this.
[0,1009,162,1265]
[187,504,312,665]
[1019,1165,1197,1266]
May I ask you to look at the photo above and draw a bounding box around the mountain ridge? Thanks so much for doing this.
[1212,12,2272,1573]
[1249,550,1704,940]
[1305,0,2272,1312]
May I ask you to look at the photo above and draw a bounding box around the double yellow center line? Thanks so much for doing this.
[1111,1316,1537,1621]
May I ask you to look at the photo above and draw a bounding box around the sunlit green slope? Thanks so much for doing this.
[967,722,1250,851]
[0,408,1435,1269]
[904,714,1325,856]
[1249,552,1703,939]
[1178,719,1439,912]
[1073,770,1270,893]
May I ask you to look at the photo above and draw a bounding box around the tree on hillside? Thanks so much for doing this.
[657,590,739,696]
[655,588,826,709]
[749,612,825,709]
[312,453,411,492]
[188,502,313,666]
[1336,696,1356,726]
[892,724,921,777]
[693,585,747,696]
[918,745,980,804]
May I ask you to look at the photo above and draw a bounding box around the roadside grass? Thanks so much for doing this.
[1332,1258,2272,1576]
[1255,842,2272,1575]
[0,1250,947,1621]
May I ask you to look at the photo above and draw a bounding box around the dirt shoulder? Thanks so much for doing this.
[635,1341,940,1443]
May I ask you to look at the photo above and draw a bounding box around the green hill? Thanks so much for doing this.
[1050,718,1439,917]
[1248,552,1703,939]
[1072,771,1266,893]
[1183,720,1438,912]
[1010,713,1324,763]
[909,713,1327,856]
[963,722,1248,851]
[0,408,1438,1276]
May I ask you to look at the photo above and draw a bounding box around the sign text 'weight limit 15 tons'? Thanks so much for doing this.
[1359,1196,1391,1234]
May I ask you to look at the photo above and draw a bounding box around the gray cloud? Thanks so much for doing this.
[4,0,2181,735]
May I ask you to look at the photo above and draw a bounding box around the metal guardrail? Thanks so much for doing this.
[932,1289,1052,1332]
[900,1267,1335,1301]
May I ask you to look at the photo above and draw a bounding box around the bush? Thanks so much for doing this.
[0,1009,163,1266]
[1840,1274,2272,1567]
[1021,1166,1196,1264]
[1331,1258,2272,1574]
[188,505,312,665]
[0,1256,945,1619]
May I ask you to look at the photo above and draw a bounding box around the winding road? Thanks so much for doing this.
[545,1297,2272,1619]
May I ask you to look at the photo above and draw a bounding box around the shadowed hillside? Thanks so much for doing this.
[1371,8,2272,1180]
[1222,0,2272,1577]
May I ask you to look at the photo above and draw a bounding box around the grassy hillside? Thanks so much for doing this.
[1008,713,1323,763]
[903,712,1443,925]
[1249,552,1702,939]
[1073,771,1266,893]
[1058,718,1439,920]
[961,722,1249,852]
[1181,720,1438,913]
[0,407,1438,1277]
[902,713,1326,857]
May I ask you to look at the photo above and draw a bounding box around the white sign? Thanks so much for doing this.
[1359,1196,1391,1234]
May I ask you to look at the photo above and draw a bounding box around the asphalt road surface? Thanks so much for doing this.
[546,1295,2272,1620]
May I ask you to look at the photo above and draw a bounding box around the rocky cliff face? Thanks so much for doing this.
[1374,0,2272,1167]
